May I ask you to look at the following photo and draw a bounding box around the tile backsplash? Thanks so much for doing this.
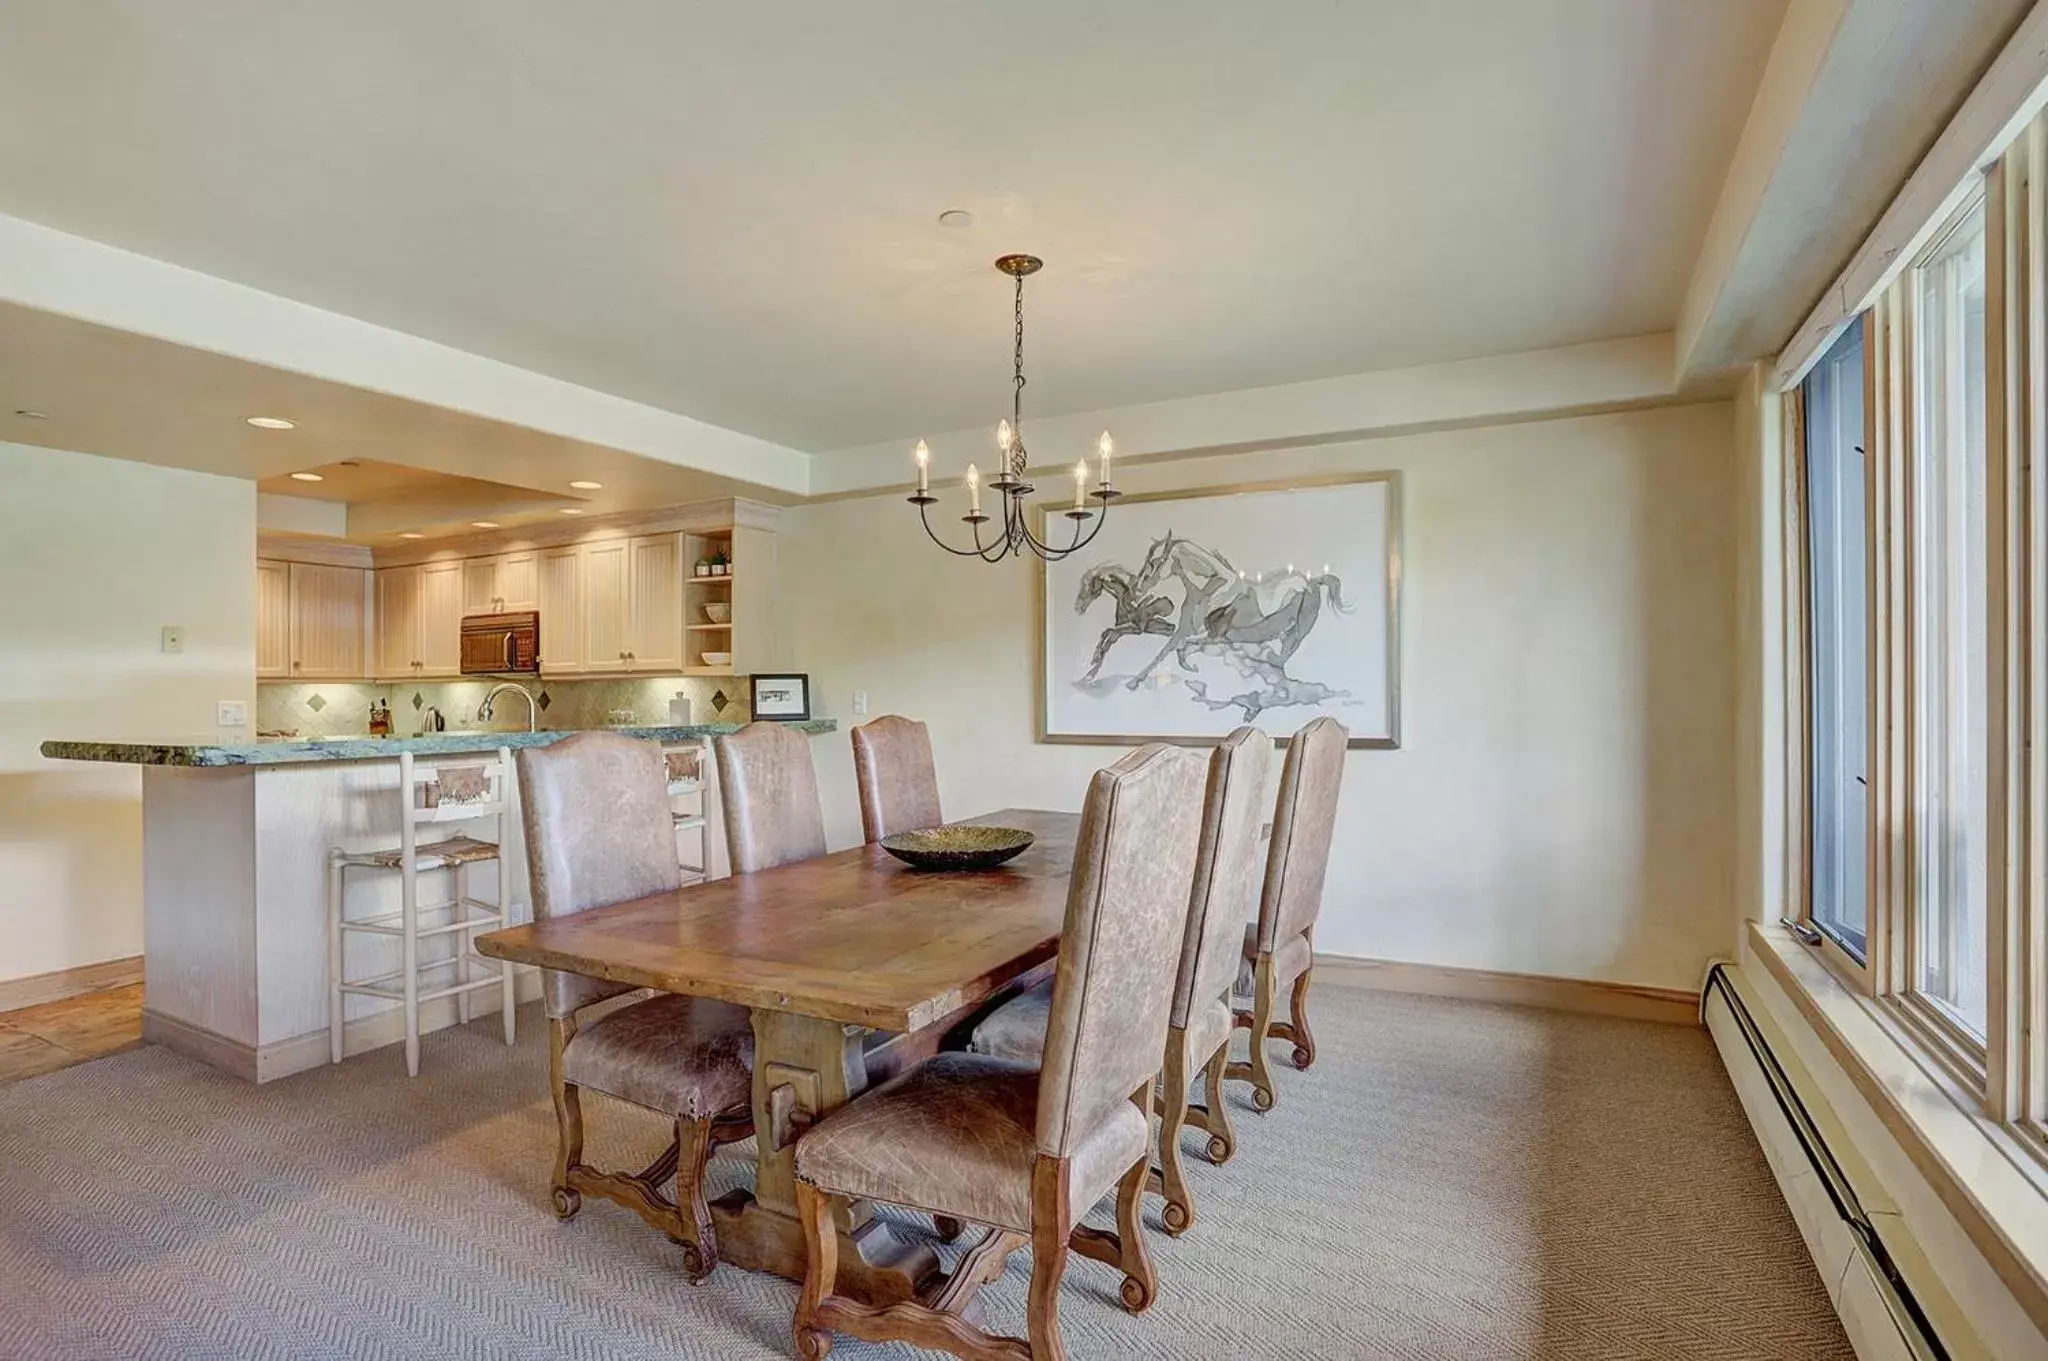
[259,676,750,739]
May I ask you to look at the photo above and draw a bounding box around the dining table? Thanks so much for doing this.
[475,806,1078,1305]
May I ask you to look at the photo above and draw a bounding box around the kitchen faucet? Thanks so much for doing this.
[477,682,539,733]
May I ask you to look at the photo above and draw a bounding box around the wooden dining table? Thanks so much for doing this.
[475,807,1077,1304]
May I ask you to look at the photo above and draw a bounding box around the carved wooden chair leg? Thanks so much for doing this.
[1200,1043,1236,1163]
[1028,1157,1074,1361]
[1225,958,1281,1112]
[548,1018,585,1220]
[793,1182,839,1361]
[1153,1038,1196,1235]
[671,1114,719,1283]
[1288,964,1317,1071]
[1113,1158,1156,1311]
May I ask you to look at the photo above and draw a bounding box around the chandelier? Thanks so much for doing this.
[909,254,1118,561]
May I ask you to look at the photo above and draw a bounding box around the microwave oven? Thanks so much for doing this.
[459,610,541,675]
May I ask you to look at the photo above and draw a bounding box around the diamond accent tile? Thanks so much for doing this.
[711,689,729,714]
[411,692,424,710]
[305,693,327,712]
[536,691,552,712]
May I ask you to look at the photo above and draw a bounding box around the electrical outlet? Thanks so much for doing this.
[217,700,248,727]
[851,690,868,717]
[160,625,185,654]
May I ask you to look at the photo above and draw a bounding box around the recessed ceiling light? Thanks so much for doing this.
[558,508,584,515]
[245,415,296,430]
[471,521,500,529]
[568,480,603,490]
[289,471,324,482]
[937,209,974,229]
[14,409,48,420]
[398,532,425,539]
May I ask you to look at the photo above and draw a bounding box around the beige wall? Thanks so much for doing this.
[0,441,255,984]
[781,402,1737,992]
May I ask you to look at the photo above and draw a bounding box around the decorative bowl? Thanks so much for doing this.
[880,825,1035,871]
[701,651,732,667]
[703,602,731,624]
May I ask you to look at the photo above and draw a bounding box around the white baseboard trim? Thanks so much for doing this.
[0,955,144,1013]
[1313,952,1700,1026]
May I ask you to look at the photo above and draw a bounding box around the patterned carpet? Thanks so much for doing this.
[0,986,1852,1360]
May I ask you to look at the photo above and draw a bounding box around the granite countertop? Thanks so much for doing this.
[40,720,838,768]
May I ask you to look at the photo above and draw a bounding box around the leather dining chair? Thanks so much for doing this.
[715,721,828,873]
[1230,715,1347,1112]
[791,745,1207,1361]
[516,732,756,1282]
[850,714,943,842]
[970,725,1272,1236]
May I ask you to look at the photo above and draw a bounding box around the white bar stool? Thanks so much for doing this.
[327,748,518,1076]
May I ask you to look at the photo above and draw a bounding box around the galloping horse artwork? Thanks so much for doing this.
[1042,476,1398,745]
[1070,530,1355,722]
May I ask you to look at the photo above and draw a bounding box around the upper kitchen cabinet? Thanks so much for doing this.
[571,532,681,674]
[376,560,462,679]
[535,545,583,675]
[287,562,368,679]
[256,560,292,679]
[461,551,537,616]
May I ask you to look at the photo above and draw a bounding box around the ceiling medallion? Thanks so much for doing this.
[909,255,1118,562]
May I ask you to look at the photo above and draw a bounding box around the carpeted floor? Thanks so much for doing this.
[0,986,1853,1360]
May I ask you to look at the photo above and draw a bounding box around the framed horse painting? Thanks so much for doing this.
[1037,471,1401,748]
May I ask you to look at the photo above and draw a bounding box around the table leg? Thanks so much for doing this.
[710,1008,942,1303]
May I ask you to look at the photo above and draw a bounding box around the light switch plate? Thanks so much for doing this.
[160,625,185,654]
[217,700,248,727]
[851,690,868,716]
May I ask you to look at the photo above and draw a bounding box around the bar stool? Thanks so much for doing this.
[327,748,518,1077]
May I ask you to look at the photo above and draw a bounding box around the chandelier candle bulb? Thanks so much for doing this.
[967,462,981,516]
[1073,460,1087,511]
[1098,431,1114,487]
[914,439,929,492]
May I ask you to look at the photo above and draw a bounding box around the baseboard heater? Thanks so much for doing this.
[1701,963,1947,1361]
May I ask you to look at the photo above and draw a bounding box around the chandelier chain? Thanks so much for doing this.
[1011,272,1027,473]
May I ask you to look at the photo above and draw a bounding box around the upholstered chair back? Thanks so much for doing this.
[1172,726,1273,1026]
[517,732,681,1018]
[1033,744,1205,1160]
[1256,716,1348,950]
[716,722,827,874]
[850,715,943,843]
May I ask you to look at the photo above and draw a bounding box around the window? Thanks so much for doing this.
[1804,318,1868,962]
[1909,201,1989,1044]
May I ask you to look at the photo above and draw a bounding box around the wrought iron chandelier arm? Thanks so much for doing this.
[914,496,1002,558]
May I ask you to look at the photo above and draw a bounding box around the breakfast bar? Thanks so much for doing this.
[40,723,836,1082]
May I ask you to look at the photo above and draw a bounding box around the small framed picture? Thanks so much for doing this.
[750,673,812,722]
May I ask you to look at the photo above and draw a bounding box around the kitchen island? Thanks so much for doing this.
[42,721,837,1081]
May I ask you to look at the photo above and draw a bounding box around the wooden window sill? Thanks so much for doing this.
[1746,920,2048,1334]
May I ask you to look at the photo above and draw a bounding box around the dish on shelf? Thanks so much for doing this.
[703,602,731,624]
[701,650,732,667]
[878,824,1035,871]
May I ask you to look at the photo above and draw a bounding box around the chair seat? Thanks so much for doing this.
[562,993,754,1120]
[1237,924,1312,997]
[345,833,502,870]
[968,978,1053,1064]
[794,1052,1147,1234]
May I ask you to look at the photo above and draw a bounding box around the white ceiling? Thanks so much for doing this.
[0,1,1787,454]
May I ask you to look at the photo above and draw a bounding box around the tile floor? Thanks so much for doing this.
[0,985,143,1084]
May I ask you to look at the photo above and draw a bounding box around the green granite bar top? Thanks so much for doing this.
[40,720,838,768]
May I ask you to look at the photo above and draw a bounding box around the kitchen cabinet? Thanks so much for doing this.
[287,563,367,679]
[580,539,631,670]
[626,534,683,672]
[461,551,537,615]
[256,560,292,679]
[536,546,583,675]
[376,560,462,678]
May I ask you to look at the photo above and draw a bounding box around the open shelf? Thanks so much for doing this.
[685,575,735,587]
[686,622,732,631]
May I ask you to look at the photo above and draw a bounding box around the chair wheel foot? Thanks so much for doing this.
[1161,1200,1192,1236]
[675,1238,716,1283]
[550,1187,582,1221]
[797,1327,835,1360]
[1205,1134,1234,1164]
[1120,1274,1153,1313]
[932,1214,966,1243]
[1291,1047,1314,1071]
[1251,1085,1275,1113]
